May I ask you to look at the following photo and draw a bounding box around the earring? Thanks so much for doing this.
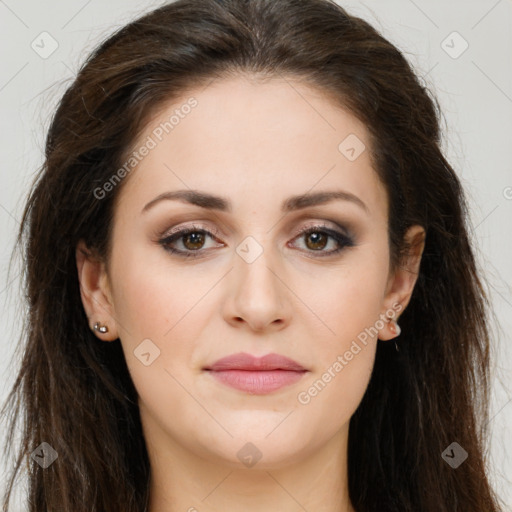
[93,322,109,334]
[389,320,401,337]
[388,319,401,352]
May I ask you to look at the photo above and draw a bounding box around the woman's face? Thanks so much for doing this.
[80,75,423,470]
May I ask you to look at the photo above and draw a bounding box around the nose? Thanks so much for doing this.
[222,241,292,333]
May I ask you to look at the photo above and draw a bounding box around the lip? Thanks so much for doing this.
[203,352,308,395]
[204,352,306,372]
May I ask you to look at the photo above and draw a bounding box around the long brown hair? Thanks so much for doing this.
[1,0,505,510]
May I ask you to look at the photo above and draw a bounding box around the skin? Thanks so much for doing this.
[76,75,425,512]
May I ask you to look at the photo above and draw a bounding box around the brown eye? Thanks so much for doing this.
[182,231,206,250]
[304,231,328,251]
[159,226,223,258]
[291,225,355,257]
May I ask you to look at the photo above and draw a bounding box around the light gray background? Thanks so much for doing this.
[0,0,511,509]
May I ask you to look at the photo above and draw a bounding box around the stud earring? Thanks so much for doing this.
[93,322,109,334]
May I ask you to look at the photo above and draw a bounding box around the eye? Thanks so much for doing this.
[159,224,223,258]
[290,224,355,257]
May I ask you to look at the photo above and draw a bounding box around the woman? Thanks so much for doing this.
[0,0,505,510]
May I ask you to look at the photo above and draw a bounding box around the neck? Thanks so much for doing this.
[143,414,355,512]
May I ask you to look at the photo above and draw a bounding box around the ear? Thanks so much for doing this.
[378,224,425,341]
[76,239,119,341]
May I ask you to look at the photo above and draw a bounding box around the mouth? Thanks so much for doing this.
[203,352,308,395]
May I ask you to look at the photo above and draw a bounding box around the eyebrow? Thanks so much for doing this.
[141,189,369,214]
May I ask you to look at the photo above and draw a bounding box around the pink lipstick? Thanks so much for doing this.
[203,352,308,394]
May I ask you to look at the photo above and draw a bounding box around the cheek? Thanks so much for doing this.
[108,245,211,381]
[109,242,201,338]
[294,281,380,436]
[295,251,389,345]
[111,274,169,339]
[291,251,388,417]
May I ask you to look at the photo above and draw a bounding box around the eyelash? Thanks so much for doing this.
[158,223,355,259]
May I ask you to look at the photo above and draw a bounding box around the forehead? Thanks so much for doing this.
[117,75,387,219]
